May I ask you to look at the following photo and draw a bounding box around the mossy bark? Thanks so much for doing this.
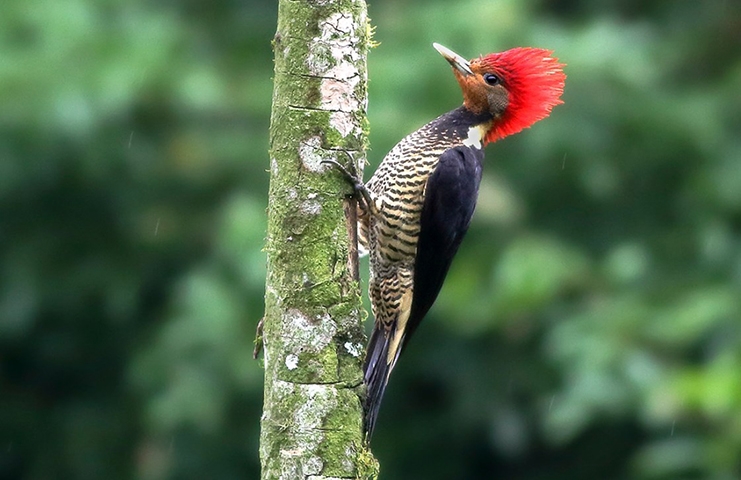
[260,0,377,479]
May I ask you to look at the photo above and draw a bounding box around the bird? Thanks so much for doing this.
[328,43,565,440]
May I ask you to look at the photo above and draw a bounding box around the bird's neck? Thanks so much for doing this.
[429,106,494,149]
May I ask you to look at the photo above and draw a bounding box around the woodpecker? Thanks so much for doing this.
[329,43,565,439]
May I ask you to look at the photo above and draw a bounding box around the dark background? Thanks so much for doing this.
[2,0,740,478]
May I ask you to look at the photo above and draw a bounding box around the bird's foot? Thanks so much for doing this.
[322,158,376,214]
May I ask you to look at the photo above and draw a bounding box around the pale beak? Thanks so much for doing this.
[433,43,473,76]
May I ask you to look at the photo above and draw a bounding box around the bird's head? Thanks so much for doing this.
[433,43,565,145]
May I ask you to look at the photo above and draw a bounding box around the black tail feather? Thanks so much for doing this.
[362,325,396,440]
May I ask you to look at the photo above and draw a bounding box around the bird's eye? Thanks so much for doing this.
[483,73,501,86]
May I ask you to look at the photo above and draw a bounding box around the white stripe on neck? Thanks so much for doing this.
[462,125,484,149]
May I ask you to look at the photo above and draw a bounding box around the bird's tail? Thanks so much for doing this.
[362,325,400,440]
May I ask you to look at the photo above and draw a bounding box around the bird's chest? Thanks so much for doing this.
[367,152,445,265]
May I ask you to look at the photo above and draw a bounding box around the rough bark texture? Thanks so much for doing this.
[260,0,377,479]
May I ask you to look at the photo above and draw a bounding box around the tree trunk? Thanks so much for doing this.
[260,0,377,479]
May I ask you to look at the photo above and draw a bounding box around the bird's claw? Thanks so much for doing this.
[322,158,375,211]
[322,158,359,184]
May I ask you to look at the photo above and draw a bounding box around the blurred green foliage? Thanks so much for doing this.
[1,0,740,479]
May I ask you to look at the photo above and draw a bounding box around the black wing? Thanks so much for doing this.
[403,145,484,348]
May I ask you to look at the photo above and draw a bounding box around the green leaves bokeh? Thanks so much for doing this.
[1,0,740,478]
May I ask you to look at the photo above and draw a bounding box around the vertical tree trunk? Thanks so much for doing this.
[260,0,376,479]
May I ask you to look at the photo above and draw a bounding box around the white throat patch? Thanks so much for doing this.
[462,125,485,149]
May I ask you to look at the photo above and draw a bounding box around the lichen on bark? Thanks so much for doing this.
[260,0,377,479]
